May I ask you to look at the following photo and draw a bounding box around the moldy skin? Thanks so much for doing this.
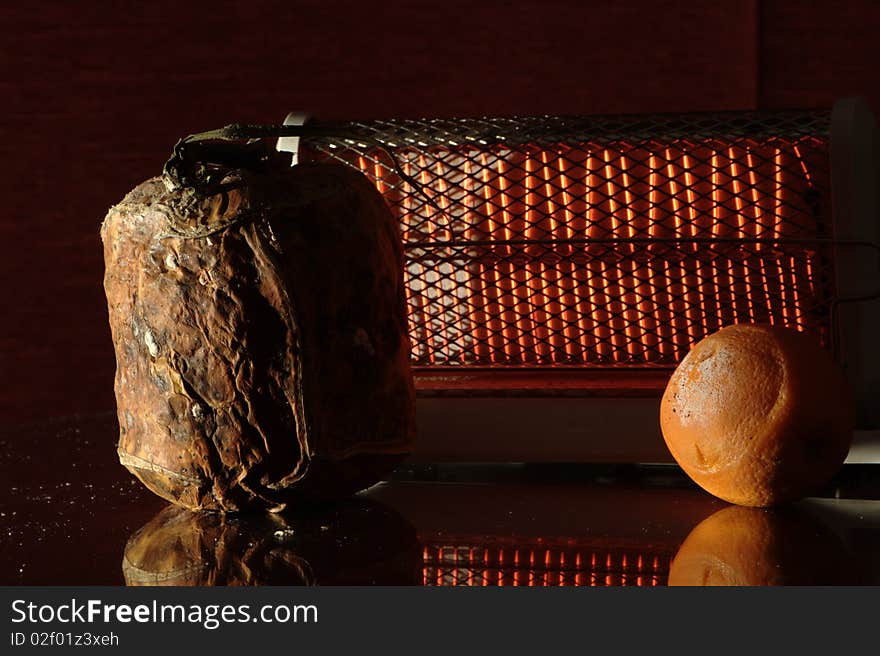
[101,163,415,511]
[660,324,853,507]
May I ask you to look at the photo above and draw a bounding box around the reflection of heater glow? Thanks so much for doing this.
[422,542,673,587]
[332,131,833,376]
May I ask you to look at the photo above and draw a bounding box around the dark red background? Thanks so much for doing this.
[1,1,878,423]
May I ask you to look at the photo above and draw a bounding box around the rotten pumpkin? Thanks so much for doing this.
[101,127,416,511]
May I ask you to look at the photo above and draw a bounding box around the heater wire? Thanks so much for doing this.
[162,123,448,220]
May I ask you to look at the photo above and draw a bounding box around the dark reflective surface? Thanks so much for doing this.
[123,500,420,586]
[3,413,880,586]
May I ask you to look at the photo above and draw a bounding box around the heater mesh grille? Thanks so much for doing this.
[301,110,835,375]
[421,541,673,586]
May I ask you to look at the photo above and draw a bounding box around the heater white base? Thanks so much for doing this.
[409,397,880,464]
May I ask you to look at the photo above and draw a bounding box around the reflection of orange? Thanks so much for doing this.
[660,324,854,507]
[668,504,857,586]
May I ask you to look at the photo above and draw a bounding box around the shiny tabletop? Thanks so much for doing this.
[2,413,879,586]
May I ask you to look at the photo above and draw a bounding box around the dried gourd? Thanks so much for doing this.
[102,128,415,511]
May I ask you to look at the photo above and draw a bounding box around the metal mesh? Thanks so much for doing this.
[301,109,835,375]
[421,540,673,586]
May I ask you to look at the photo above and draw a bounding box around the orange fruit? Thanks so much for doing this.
[660,324,854,507]
[668,504,858,586]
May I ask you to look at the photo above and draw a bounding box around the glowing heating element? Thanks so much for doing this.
[421,540,673,587]
[302,111,836,388]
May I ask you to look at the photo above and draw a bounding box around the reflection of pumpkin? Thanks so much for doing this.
[668,504,858,586]
[122,498,421,586]
[102,151,415,512]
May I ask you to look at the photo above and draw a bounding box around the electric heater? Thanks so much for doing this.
[277,98,880,464]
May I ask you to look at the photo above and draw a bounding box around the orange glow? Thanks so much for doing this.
[793,143,813,185]
[420,542,676,587]
[681,153,698,240]
[497,548,504,585]
[349,138,829,371]
[647,154,670,359]
[729,147,755,324]
[422,547,429,586]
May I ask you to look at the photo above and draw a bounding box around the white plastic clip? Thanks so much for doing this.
[276,112,310,166]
